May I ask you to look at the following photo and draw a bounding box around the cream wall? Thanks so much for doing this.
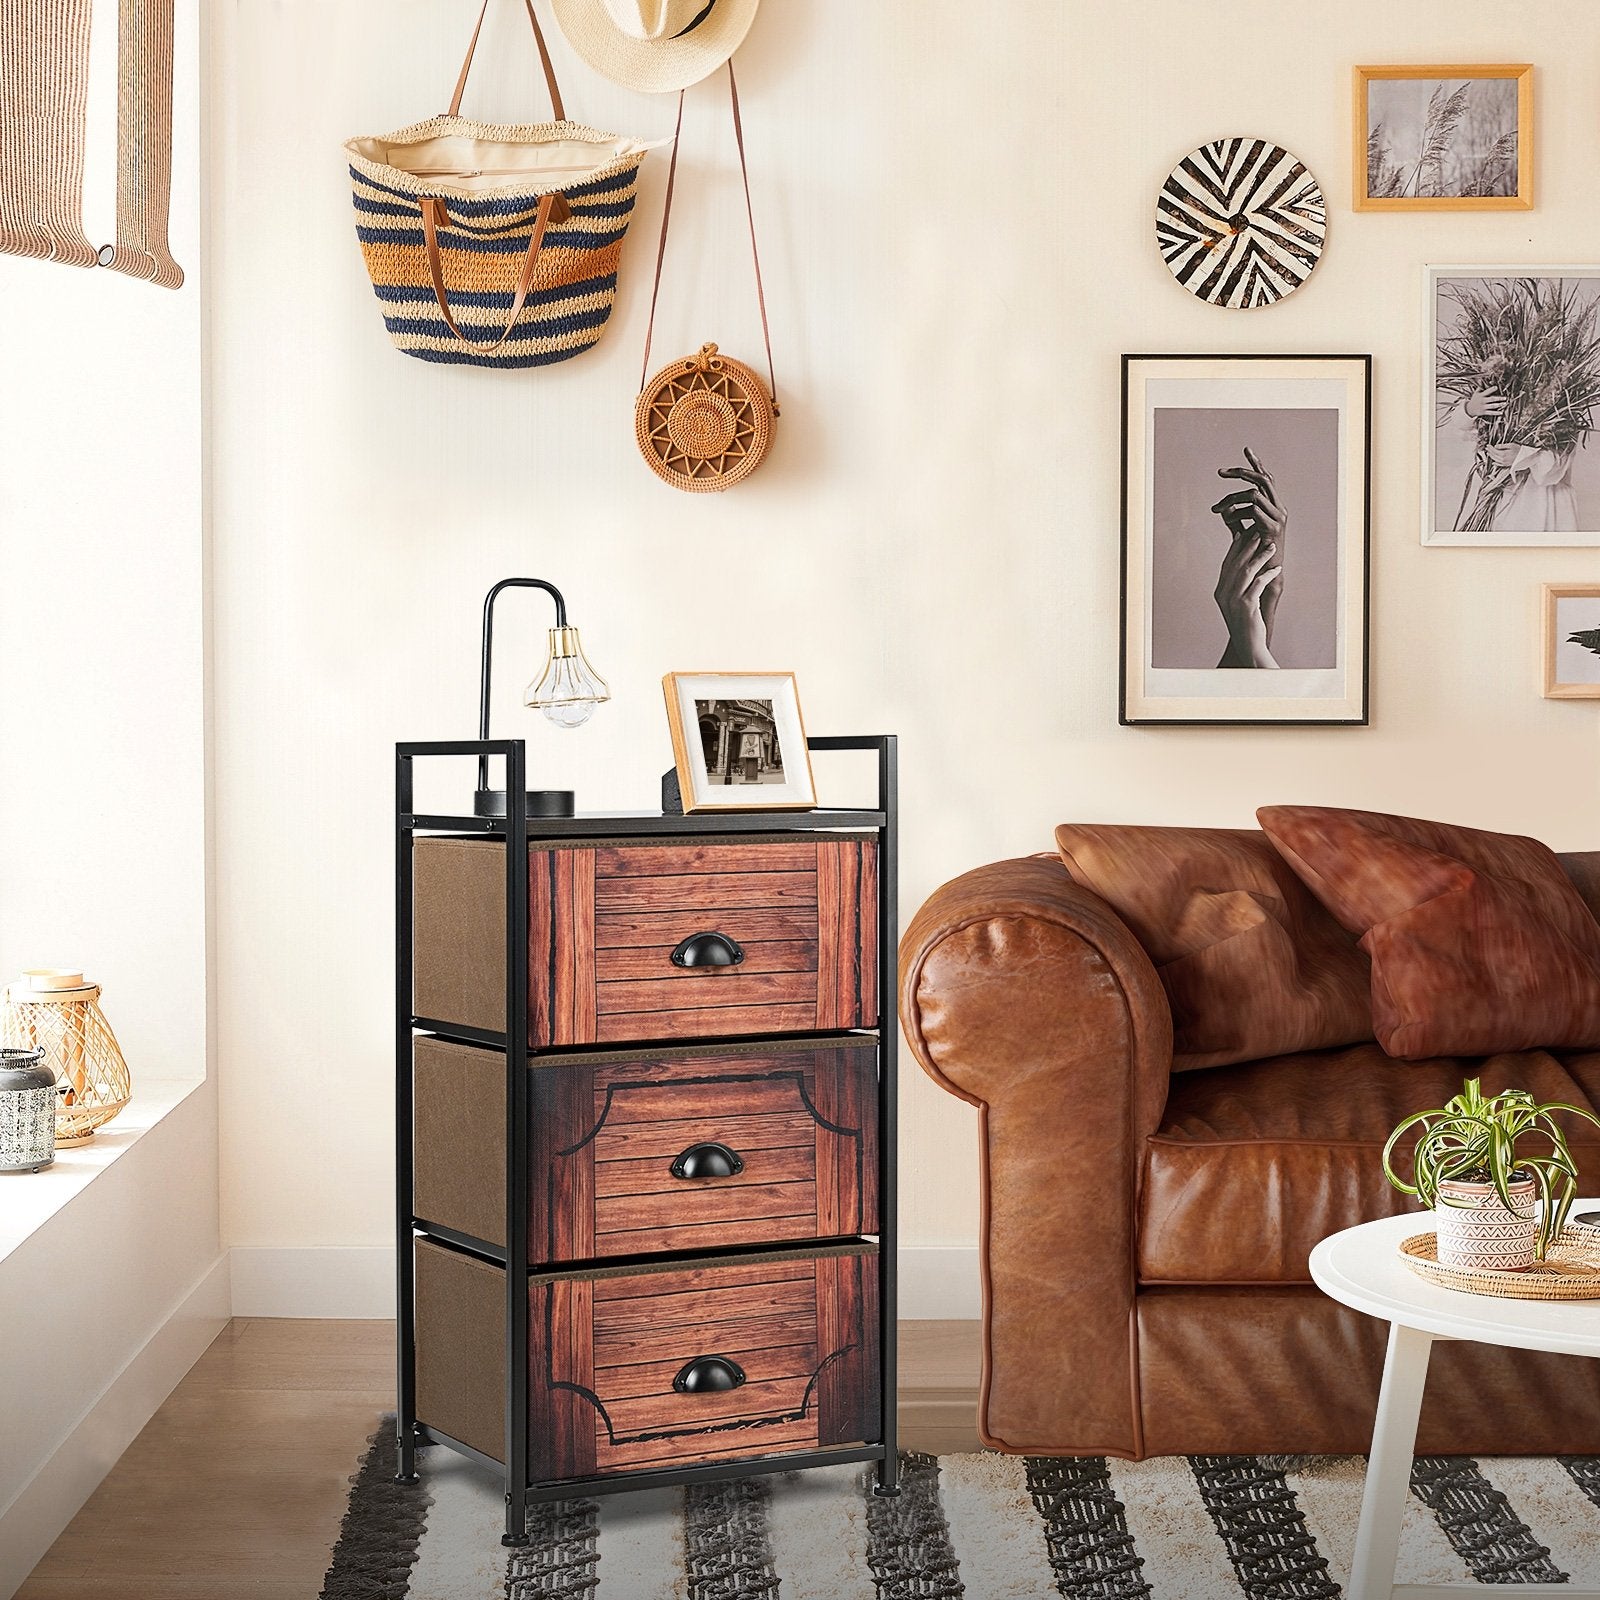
[209,0,1600,1297]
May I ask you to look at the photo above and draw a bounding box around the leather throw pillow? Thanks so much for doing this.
[1257,805,1600,1059]
[1053,824,1372,1071]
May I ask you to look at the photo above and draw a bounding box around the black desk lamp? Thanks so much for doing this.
[474,578,609,819]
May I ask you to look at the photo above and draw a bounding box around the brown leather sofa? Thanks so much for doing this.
[899,849,1600,1459]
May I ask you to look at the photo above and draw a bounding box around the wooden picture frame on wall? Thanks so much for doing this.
[1120,354,1371,727]
[1543,584,1600,699]
[662,672,818,812]
[1354,65,1533,211]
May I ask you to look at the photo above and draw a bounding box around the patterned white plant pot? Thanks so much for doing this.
[1434,1176,1538,1271]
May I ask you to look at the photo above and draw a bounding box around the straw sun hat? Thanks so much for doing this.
[550,0,759,94]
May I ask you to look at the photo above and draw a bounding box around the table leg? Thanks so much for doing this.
[1350,1321,1433,1600]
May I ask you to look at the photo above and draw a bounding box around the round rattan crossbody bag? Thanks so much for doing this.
[635,65,778,493]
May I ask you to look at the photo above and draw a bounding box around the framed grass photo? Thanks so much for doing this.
[662,672,817,813]
[1425,268,1600,547]
[1355,65,1532,211]
[1543,585,1600,699]
[1121,354,1371,726]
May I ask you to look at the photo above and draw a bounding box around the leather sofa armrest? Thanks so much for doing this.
[898,855,1173,1456]
[899,855,1173,1129]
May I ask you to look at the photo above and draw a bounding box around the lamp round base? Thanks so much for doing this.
[473,788,576,819]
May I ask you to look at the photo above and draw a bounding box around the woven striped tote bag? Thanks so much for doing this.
[345,0,651,368]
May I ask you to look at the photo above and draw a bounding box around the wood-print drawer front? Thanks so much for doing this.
[410,836,877,1046]
[534,1041,879,1263]
[530,1245,879,1482]
[413,1038,879,1263]
[532,837,877,1047]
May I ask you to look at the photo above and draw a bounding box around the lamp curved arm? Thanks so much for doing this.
[477,578,568,794]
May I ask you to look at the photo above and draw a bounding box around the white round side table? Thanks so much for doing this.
[1310,1208,1600,1600]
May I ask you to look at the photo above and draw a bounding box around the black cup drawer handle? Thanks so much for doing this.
[673,1355,746,1394]
[669,1141,744,1181]
[670,931,745,969]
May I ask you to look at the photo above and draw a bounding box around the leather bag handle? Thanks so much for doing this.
[419,191,557,353]
[639,62,777,407]
[448,0,565,121]
[429,0,570,354]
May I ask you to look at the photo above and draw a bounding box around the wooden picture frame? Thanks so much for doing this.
[1543,584,1600,699]
[663,672,818,812]
[1355,65,1533,211]
[1120,353,1371,727]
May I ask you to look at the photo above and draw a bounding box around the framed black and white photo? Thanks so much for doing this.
[1356,66,1532,211]
[662,672,817,812]
[1425,269,1600,547]
[1543,585,1600,699]
[1121,354,1371,726]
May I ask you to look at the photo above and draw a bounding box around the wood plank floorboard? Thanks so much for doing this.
[16,1315,981,1598]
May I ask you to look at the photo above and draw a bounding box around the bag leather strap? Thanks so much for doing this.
[639,62,777,406]
[420,191,557,353]
[423,0,566,354]
[449,0,565,121]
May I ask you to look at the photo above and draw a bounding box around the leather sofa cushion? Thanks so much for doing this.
[1054,823,1371,1071]
[1561,850,1600,924]
[1259,805,1600,1058]
[1138,1044,1600,1284]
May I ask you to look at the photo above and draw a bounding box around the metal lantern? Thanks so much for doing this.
[2,970,131,1145]
[0,1046,57,1172]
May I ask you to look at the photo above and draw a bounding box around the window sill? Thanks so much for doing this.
[0,1078,206,1265]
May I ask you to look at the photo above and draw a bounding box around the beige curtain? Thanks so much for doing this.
[102,0,182,285]
[0,0,182,287]
[0,0,98,266]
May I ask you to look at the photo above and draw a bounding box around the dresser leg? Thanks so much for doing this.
[392,1427,419,1484]
[394,1421,419,1484]
[502,1489,531,1546]
[871,1454,902,1498]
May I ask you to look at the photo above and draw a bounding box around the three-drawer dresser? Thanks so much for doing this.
[395,735,898,1543]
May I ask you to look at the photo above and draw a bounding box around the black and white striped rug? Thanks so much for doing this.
[321,1430,1600,1597]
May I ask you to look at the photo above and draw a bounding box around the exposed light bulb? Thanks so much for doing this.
[525,626,609,731]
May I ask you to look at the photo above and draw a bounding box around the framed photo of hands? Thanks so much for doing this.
[1120,354,1371,725]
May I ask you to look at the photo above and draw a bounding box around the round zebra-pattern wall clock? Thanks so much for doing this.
[1156,138,1326,309]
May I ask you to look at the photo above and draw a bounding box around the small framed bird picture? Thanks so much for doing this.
[1542,584,1600,698]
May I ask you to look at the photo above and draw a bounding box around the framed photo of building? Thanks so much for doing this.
[1543,584,1600,699]
[1425,268,1600,547]
[1355,65,1532,211]
[1121,354,1371,726]
[662,672,817,812]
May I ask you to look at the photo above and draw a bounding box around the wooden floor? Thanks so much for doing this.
[18,1317,981,1598]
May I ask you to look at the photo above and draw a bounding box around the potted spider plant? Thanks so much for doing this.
[1382,1078,1600,1270]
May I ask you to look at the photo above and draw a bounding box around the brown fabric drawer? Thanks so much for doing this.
[413,834,878,1046]
[413,1035,879,1263]
[414,1238,880,1478]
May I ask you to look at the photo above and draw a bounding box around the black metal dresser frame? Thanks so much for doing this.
[395,735,900,1543]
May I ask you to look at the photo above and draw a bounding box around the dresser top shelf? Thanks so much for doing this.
[404,808,887,838]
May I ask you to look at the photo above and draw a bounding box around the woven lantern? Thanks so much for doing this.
[2,970,130,1145]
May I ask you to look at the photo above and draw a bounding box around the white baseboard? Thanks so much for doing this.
[229,1246,396,1318]
[0,1251,229,1600]
[224,1244,982,1320]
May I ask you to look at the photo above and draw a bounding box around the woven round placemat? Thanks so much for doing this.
[1399,1230,1600,1300]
